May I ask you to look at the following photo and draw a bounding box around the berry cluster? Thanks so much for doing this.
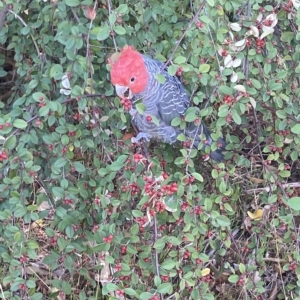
[183,176,195,184]
[182,140,191,148]
[0,122,10,130]
[154,201,166,213]
[182,251,191,259]
[103,234,114,243]
[181,202,189,211]
[114,262,122,271]
[193,206,203,215]
[161,183,178,195]
[133,153,145,163]
[120,245,127,254]
[196,21,204,28]
[120,98,131,110]
[0,150,8,161]
[220,49,228,57]
[62,198,74,205]
[289,262,297,271]
[255,38,265,49]
[116,290,124,297]
[223,95,236,104]
[200,275,211,283]
[176,67,183,76]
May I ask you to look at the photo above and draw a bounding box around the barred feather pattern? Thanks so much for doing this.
[129,55,225,162]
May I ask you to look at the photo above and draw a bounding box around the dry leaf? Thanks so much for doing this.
[201,268,211,276]
[247,209,263,220]
[250,177,265,184]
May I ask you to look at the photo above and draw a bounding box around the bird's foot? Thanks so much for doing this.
[131,132,152,143]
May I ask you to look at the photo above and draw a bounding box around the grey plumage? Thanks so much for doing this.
[129,55,225,162]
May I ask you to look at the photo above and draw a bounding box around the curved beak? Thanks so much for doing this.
[115,84,133,99]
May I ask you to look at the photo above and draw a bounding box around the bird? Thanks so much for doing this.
[109,46,226,162]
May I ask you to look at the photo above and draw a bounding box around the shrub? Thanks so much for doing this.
[1,0,300,299]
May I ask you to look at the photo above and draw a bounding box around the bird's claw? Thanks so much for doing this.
[131,132,152,143]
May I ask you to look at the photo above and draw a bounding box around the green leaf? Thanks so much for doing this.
[276,110,286,119]
[28,79,38,90]
[50,64,63,79]
[168,65,177,76]
[191,172,203,182]
[13,119,28,129]
[199,64,210,73]
[251,79,261,89]
[116,4,129,14]
[239,263,246,273]
[102,282,118,294]
[174,56,186,64]
[94,26,110,41]
[140,292,153,300]
[155,74,166,84]
[207,0,215,6]
[4,136,16,150]
[216,215,230,227]
[171,117,181,126]
[281,32,294,43]
[124,288,137,296]
[218,104,230,117]
[288,197,300,210]
[109,155,128,171]
[65,0,80,7]
[32,92,48,102]
[39,106,49,117]
[52,187,65,198]
[54,157,68,168]
[73,162,86,173]
[109,14,116,25]
[185,112,197,122]
[219,85,233,95]
[27,240,39,249]
[161,259,175,270]
[291,124,300,134]
[114,26,126,35]
[228,274,239,283]
[231,109,241,125]
[153,238,165,250]
[157,282,172,293]
[136,103,146,114]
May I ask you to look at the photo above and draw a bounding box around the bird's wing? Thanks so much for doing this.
[156,72,190,126]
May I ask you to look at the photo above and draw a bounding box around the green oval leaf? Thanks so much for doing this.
[13,119,28,129]
[65,0,80,7]
[199,64,210,73]
[4,136,16,150]
[288,197,300,210]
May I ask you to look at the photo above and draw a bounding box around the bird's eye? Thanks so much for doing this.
[130,77,135,82]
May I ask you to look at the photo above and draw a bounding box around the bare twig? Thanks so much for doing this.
[153,215,160,277]
[161,0,207,71]
[8,9,40,58]
[245,182,300,194]
[107,0,118,52]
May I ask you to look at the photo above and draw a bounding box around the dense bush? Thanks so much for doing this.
[1,0,300,299]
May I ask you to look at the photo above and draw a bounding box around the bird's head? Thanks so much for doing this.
[110,46,149,99]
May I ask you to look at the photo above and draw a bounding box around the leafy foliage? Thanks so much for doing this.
[1,0,300,299]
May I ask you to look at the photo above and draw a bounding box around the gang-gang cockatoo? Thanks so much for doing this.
[110,46,226,162]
